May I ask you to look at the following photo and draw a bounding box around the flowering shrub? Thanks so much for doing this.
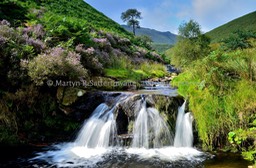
[27,47,88,85]
[22,24,45,39]
[75,44,103,74]
[135,46,148,57]
[0,20,10,26]
[0,21,31,87]
[0,20,20,41]
[0,15,165,88]
[84,47,95,55]
[105,33,117,46]
[26,37,46,53]
[111,48,123,57]
[133,46,163,62]
[0,36,6,45]
[1,21,46,58]
[149,51,164,62]
[20,24,46,53]
[97,50,111,66]
[118,37,131,45]
[93,38,111,50]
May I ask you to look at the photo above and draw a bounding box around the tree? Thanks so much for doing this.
[121,9,142,35]
[171,20,210,67]
[222,30,256,51]
[136,35,153,49]
[178,20,201,39]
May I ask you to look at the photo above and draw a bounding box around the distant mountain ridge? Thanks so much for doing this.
[122,25,177,44]
[206,11,256,42]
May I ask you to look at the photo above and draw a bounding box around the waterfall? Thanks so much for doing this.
[75,103,117,148]
[132,98,173,148]
[73,98,193,149]
[174,101,194,147]
[32,95,205,168]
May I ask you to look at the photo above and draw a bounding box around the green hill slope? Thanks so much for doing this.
[122,25,177,44]
[41,0,131,37]
[122,25,176,53]
[0,0,130,36]
[0,0,169,145]
[0,0,166,83]
[206,11,256,42]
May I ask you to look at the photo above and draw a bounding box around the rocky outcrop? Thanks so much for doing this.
[66,91,124,120]
[57,90,185,138]
[115,94,184,135]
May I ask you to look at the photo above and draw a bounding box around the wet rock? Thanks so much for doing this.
[118,94,142,118]
[115,94,184,135]
[116,107,129,135]
[117,134,133,146]
[72,91,122,119]
[58,90,185,138]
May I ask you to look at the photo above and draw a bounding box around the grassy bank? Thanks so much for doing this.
[170,37,256,164]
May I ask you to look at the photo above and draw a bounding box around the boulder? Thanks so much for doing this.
[56,90,185,137]
[115,94,184,135]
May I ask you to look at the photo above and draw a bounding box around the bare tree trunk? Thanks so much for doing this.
[133,24,135,35]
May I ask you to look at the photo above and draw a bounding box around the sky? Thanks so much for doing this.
[85,0,255,34]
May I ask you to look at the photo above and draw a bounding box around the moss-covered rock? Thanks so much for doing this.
[57,87,86,106]
[90,76,116,90]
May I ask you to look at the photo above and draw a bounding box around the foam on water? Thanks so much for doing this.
[126,147,204,161]
[31,143,110,168]
[32,145,205,168]
[31,97,206,167]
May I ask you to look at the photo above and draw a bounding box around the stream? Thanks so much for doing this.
[0,82,252,168]
[0,145,250,168]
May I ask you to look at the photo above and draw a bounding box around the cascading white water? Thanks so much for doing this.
[132,99,173,148]
[174,100,194,147]
[75,103,117,148]
[32,96,204,168]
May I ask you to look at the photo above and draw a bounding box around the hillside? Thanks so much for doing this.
[0,0,130,36]
[206,11,256,42]
[0,0,169,145]
[0,0,167,82]
[122,25,177,44]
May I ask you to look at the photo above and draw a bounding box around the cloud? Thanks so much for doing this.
[138,0,187,33]
[86,0,256,33]
[193,0,228,16]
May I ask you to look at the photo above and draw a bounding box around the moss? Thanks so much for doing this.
[90,76,117,90]
[57,87,85,106]
[153,95,183,131]
[127,120,134,134]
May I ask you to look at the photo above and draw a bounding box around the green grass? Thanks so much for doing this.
[152,43,173,53]
[206,11,256,42]
[105,62,167,81]
[105,69,131,79]
[171,41,256,151]
[105,68,149,81]
[38,0,131,37]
